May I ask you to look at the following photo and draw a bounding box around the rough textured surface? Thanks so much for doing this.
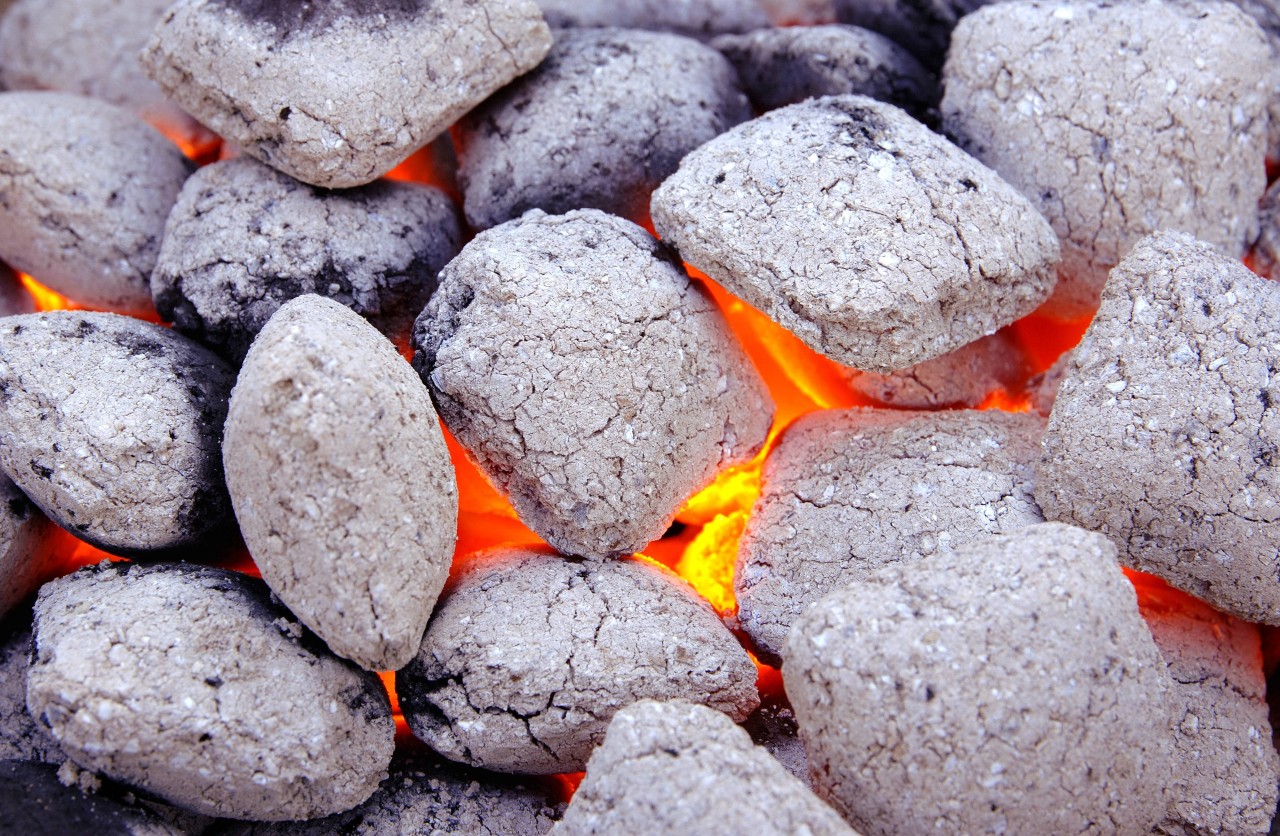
[413,210,772,559]
[0,312,234,555]
[1252,176,1280,280]
[651,95,1059,373]
[0,264,35,318]
[0,760,187,836]
[1133,576,1280,836]
[224,296,458,672]
[398,549,760,774]
[552,700,854,836]
[0,92,192,314]
[833,0,992,70]
[1029,349,1074,417]
[712,24,937,120]
[142,0,552,188]
[0,478,61,620]
[535,0,768,38]
[737,407,1046,662]
[942,0,1271,318]
[741,701,809,786]
[0,619,62,764]
[215,748,563,835]
[785,523,1178,835]
[1037,232,1280,624]
[152,157,461,363]
[458,28,751,231]
[840,330,1030,409]
[1215,0,1280,161]
[0,0,188,126]
[26,562,395,821]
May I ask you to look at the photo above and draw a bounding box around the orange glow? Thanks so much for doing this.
[977,388,1033,413]
[145,113,223,166]
[19,273,74,312]
[1008,310,1092,373]
[385,139,461,203]
[675,511,747,615]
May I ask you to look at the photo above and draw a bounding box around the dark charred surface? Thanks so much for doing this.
[218,0,431,32]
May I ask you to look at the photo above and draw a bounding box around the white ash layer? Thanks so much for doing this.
[1251,177,1280,280]
[552,700,855,836]
[737,407,1045,663]
[0,312,235,555]
[458,28,752,231]
[0,760,188,836]
[223,296,458,673]
[839,330,1030,409]
[0,477,60,620]
[651,95,1059,374]
[0,92,192,315]
[1136,580,1280,836]
[832,0,992,70]
[397,549,760,775]
[0,619,62,765]
[785,523,1178,835]
[413,209,772,559]
[26,562,395,822]
[534,0,768,39]
[943,0,1271,318]
[712,24,937,121]
[218,749,563,836]
[0,263,35,318]
[142,0,552,189]
[1037,231,1280,624]
[152,157,461,363]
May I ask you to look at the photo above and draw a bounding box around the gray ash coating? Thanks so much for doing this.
[397,548,759,774]
[784,523,1178,835]
[834,0,993,70]
[651,95,1059,373]
[840,330,1031,409]
[458,27,752,231]
[1037,231,1280,625]
[736,407,1045,663]
[0,617,63,764]
[712,24,938,121]
[217,0,428,33]
[413,209,772,559]
[152,157,461,363]
[0,476,61,620]
[551,700,854,836]
[26,562,395,822]
[0,312,234,555]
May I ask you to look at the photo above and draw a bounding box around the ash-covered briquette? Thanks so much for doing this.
[223,296,458,673]
[1135,580,1280,835]
[736,407,1045,663]
[1216,0,1280,163]
[942,0,1271,319]
[552,700,853,836]
[0,760,190,836]
[0,0,192,129]
[1252,177,1280,280]
[152,158,461,363]
[26,562,395,822]
[785,523,1178,835]
[840,330,1030,409]
[458,28,752,231]
[0,312,235,555]
[0,619,62,765]
[0,478,61,620]
[1028,350,1073,418]
[216,748,563,835]
[712,24,938,121]
[651,95,1059,374]
[141,0,551,189]
[397,549,760,775]
[534,0,768,39]
[1037,232,1280,624]
[0,264,35,318]
[832,0,990,70]
[0,92,192,315]
[413,210,772,559]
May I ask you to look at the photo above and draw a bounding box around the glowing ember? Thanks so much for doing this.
[676,511,747,615]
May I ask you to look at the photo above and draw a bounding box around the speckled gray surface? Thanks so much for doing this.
[0,312,234,555]
[458,28,751,230]
[535,0,768,38]
[833,0,992,70]
[26,562,395,821]
[0,478,60,620]
[224,296,457,672]
[413,209,772,559]
[398,549,759,774]
[943,0,1270,317]
[0,92,192,314]
[839,331,1030,409]
[1037,232,1280,624]
[142,0,552,187]
[651,95,1059,373]
[152,157,461,362]
[737,407,1045,662]
[552,700,854,836]
[0,618,62,764]
[785,523,1177,835]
